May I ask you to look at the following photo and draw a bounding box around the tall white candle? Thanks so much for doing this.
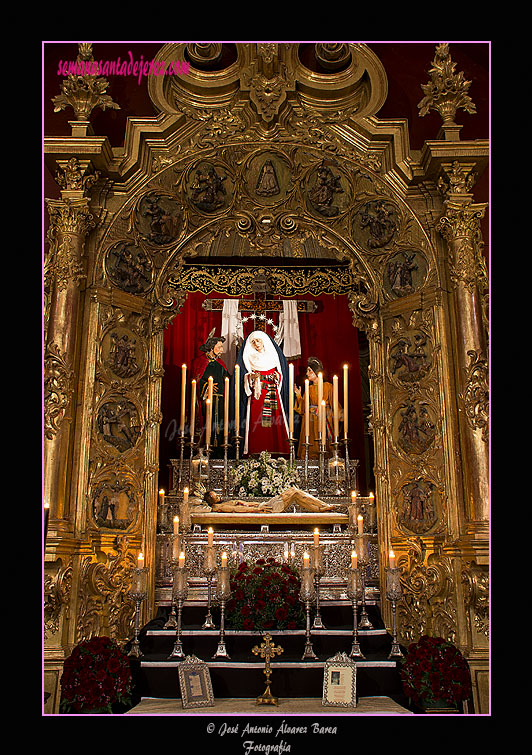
[173,515,179,535]
[321,399,326,441]
[179,551,185,569]
[221,551,227,568]
[304,379,310,442]
[159,489,165,506]
[138,552,144,569]
[224,376,230,439]
[183,487,189,506]
[205,398,212,449]
[190,379,196,441]
[333,374,339,441]
[351,550,357,569]
[303,551,310,568]
[317,372,323,437]
[234,364,240,432]
[208,527,213,547]
[314,528,319,547]
[180,364,187,436]
[289,363,294,435]
[357,514,364,535]
[343,364,348,438]
[389,550,396,569]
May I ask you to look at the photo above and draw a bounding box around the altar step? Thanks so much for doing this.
[129,602,409,707]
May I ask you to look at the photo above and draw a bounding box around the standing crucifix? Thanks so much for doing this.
[252,633,284,705]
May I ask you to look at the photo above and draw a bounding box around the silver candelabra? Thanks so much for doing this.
[386,566,404,659]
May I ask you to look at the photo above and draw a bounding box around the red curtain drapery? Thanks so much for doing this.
[159,290,367,491]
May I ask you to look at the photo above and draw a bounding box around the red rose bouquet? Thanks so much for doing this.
[226,557,305,631]
[60,636,133,713]
[399,635,472,708]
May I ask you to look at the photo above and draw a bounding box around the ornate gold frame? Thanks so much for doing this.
[44,42,489,713]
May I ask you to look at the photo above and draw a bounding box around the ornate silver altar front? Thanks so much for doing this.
[156,458,379,606]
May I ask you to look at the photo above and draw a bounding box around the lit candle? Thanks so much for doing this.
[303,551,310,568]
[221,551,227,568]
[289,363,294,436]
[183,487,189,506]
[321,399,326,442]
[317,371,323,437]
[389,550,396,569]
[369,491,374,503]
[208,527,213,547]
[208,375,213,403]
[343,364,348,438]
[290,543,295,561]
[205,398,212,449]
[180,363,187,436]
[304,379,310,442]
[138,552,144,569]
[179,551,185,569]
[351,490,357,505]
[224,376,230,439]
[44,501,50,543]
[234,364,240,432]
[351,550,357,570]
[357,514,364,535]
[173,515,179,534]
[190,379,196,441]
[284,543,289,562]
[159,488,165,506]
[333,374,339,441]
[314,528,319,547]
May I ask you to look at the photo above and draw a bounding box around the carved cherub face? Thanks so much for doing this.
[250,337,265,353]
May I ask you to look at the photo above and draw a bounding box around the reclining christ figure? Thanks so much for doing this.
[185,485,340,514]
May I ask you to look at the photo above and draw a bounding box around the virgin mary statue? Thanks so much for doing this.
[235,330,290,456]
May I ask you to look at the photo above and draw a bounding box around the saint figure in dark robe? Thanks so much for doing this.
[192,329,230,458]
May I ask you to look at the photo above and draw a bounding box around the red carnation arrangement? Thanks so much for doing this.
[226,557,305,631]
[399,635,472,708]
[60,636,133,714]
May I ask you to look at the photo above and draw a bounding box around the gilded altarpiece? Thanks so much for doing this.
[44,42,489,713]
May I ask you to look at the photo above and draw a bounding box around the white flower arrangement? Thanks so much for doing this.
[231,451,299,498]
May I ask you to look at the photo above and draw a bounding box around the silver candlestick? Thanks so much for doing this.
[343,435,351,489]
[164,533,182,629]
[202,545,217,629]
[299,563,317,660]
[355,533,373,630]
[128,566,148,658]
[303,439,310,487]
[177,432,186,489]
[386,566,404,659]
[234,432,242,462]
[346,566,365,659]
[213,561,231,659]
[311,544,325,630]
[289,434,296,466]
[168,563,188,659]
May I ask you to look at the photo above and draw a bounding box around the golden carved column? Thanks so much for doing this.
[44,169,95,526]
[437,194,489,526]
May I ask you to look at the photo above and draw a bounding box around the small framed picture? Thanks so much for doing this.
[322,651,357,708]
[178,654,215,709]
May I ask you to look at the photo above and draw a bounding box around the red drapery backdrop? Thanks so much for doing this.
[160,291,367,491]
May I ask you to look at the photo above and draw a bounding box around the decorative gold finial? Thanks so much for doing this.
[52,43,120,122]
[418,43,476,138]
[252,633,284,705]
